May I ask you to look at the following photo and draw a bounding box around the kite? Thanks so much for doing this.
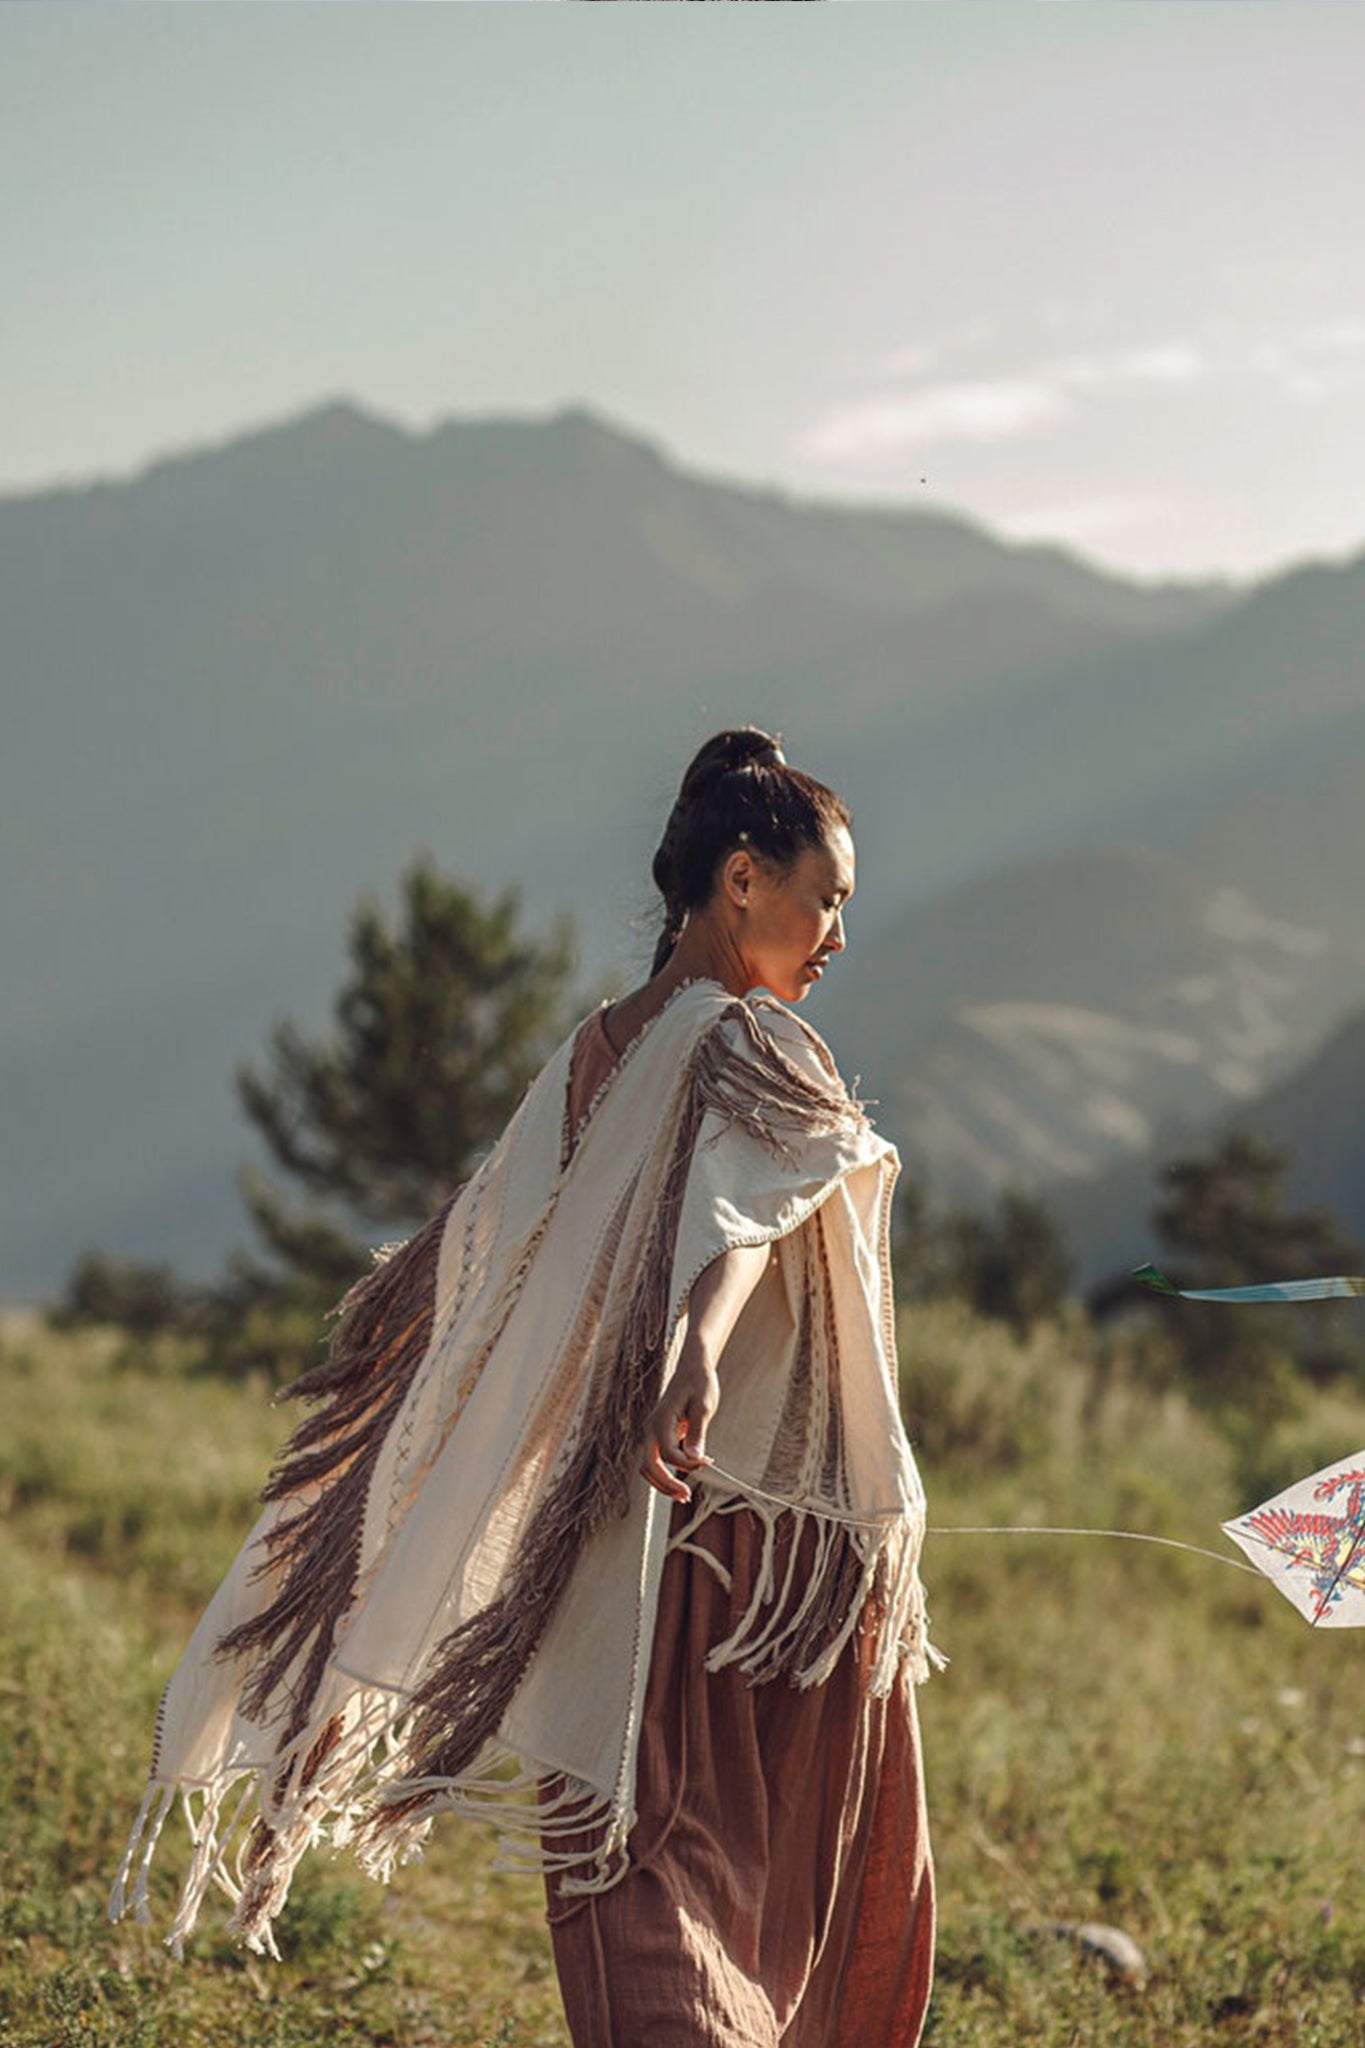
[1222,1455,1365,1627]
[1134,1261,1365,1623]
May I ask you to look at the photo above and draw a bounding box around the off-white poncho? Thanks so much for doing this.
[110,980,936,1957]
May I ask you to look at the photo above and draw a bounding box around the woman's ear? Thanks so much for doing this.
[718,847,753,909]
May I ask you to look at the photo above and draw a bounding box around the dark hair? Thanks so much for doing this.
[650,727,850,975]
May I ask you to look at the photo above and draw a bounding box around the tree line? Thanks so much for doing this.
[51,855,1365,1422]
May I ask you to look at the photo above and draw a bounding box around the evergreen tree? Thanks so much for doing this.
[206,852,579,1375]
[1153,1130,1358,1288]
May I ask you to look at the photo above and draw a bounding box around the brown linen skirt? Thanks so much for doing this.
[543,1501,935,2047]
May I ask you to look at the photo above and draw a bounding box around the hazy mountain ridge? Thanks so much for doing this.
[3,397,1363,1297]
[817,837,1362,1210]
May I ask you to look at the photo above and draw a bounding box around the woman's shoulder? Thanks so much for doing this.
[734,993,843,1085]
[586,979,848,1101]
[705,995,877,1144]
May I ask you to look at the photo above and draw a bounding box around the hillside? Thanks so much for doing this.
[1249,1008,1365,1240]
[1048,999,1365,1290]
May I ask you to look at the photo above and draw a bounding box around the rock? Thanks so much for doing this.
[1028,1919,1148,1987]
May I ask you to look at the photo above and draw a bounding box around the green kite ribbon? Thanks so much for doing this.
[1134,1262,1365,1304]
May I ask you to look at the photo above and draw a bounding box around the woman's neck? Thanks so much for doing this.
[602,916,749,1053]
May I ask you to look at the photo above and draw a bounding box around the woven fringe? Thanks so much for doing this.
[108,1783,174,1929]
[214,1193,459,1741]
[124,1718,626,1958]
[690,1002,862,1163]
[669,1485,942,1694]
[352,1741,624,1894]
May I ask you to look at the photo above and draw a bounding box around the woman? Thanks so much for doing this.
[110,729,938,2044]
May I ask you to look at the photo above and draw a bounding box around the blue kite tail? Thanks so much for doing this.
[1133,1262,1365,1304]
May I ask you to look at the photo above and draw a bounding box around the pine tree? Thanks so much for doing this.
[204,851,579,1375]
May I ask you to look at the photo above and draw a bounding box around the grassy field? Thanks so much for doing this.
[4,1307,1365,2046]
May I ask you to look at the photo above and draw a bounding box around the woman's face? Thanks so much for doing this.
[734,824,855,1002]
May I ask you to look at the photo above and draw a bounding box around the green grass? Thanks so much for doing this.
[4,1307,1365,2044]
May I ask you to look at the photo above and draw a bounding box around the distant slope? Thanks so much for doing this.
[1,398,1232,1296]
[1248,1009,1365,1241]
[2,398,1227,1034]
[817,835,1362,1207]
[839,548,1365,925]
[1047,1001,1365,1292]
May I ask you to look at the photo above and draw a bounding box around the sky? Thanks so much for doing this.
[4,4,1365,580]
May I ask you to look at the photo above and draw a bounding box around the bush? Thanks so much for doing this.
[900,1299,1091,1476]
[47,1252,206,1343]
[894,1184,1075,1340]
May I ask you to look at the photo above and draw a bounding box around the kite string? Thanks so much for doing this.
[699,1466,1260,1577]
[928,1524,1263,1577]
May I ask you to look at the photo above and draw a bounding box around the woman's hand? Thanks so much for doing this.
[637,1241,771,1504]
[639,1357,719,1504]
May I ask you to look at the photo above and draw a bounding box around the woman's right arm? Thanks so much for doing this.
[638,1241,771,1504]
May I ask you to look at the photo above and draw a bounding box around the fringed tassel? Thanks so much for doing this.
[214,1192,459,1738]
[108,1783,174,1928]
[353,1744,621,1892]
[690,1004,863,1166]
[226,1815,304,1960]
[219,1692,400,1953]
[165,1779,256,1961]
[680,1486,938,1695]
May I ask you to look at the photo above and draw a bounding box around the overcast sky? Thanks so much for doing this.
[4,5,1365,580]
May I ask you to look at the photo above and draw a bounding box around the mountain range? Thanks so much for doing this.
[4,397,1363,1297]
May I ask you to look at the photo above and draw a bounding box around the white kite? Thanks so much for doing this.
[1222,1454,1365,1628]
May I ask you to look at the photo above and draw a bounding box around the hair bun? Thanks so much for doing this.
[679,727,785,805]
